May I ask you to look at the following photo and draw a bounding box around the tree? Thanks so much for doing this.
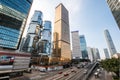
[100,58,120,78]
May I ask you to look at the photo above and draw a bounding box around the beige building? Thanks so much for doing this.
[107,0,120,29]
[71,31,82,59]
[52,3,71,63]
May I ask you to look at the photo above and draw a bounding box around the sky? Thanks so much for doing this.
[24,0,120,59]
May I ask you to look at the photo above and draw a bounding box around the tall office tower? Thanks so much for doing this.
[103,48,110,59]
[71,31,81,59]
[53,3,71,62]
[37,21,52,54]
[87,47,94,62]
[23,11,43,53]
[92,48,101,61]
[0,0,33,50]
[79,35,88,59]
[104,29,117,56]
[107,0,120,29]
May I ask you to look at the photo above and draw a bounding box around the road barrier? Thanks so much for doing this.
[84,62,99,80]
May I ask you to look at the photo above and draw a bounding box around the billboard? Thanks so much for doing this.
[0,55,14,71]
[0,51,31,72]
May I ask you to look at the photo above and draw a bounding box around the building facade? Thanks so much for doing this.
[104,29,117,56]
[87,47,100,61]
[103,48,110,59]
[23,11,43,53]
[23,11,52,55]
[79,35,88,59]
[87,47,94,62]
[92,48,100,60]
[53,3,71,63]
[71,31,81,59]
[107,0,120,29]
[0,0,33,49]
[37,21,52,54]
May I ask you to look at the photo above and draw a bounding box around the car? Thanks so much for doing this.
[94,72,99,78]
[58,72,63,74]
[64,73,69,76]
[97,69,100,72]
[83,69,87,74]
[71,70,76,73]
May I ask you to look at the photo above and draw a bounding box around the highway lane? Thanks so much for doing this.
[10,63,96,80]
[43,67,78,80]
[43,63,94,80]
[10,67,71,80]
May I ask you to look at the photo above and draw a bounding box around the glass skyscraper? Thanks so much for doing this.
[107,0,120,29]
[23,11,43,52]
[103,48,110,59]
[92,48,100,60]
[41,21,52,54]
[0,0,33,49]
[104,29,117,56]
[79,35,88,59]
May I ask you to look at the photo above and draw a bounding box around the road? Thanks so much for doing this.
[10,63,113,80]
[10,67,86,80]
[10,67,74,80]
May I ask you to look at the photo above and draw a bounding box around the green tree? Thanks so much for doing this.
[100,58,120,78]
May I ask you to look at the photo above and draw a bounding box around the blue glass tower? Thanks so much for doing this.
[23,11,52,55]
[79,35,88,59]
[23,11,43,52]
[0,0,33,49]
[41,21,52,54]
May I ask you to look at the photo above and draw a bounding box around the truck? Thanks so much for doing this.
[0,51,31,79]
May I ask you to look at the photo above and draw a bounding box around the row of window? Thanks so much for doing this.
[0,25,20,34]
[0,0,31,15]
[0,39,17,47]
[0,4,26,21]
[0,34,18,42]
[0,29,19,38]
[0,44,16,49]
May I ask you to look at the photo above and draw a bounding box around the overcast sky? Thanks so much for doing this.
[24,0,120,59]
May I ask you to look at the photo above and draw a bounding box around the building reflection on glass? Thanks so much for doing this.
[79,35,88,59]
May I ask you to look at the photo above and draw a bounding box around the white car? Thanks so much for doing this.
[83,69,87,74]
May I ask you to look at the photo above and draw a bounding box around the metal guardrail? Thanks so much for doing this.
[84,62,98,80]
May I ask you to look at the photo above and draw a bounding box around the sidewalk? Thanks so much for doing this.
[105,71,113,80]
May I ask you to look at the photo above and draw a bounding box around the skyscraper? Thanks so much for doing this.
[23,11,43,52]
[71,31,81,59]
[92,48,101,61]
[79,35,88,59]
[104,29,117,56]
[87,47,94,62]
[39,21,52,54]
[103,48,110,59]
[53,3,71,62]
[107,0,120,29]
[0,0,33,50]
